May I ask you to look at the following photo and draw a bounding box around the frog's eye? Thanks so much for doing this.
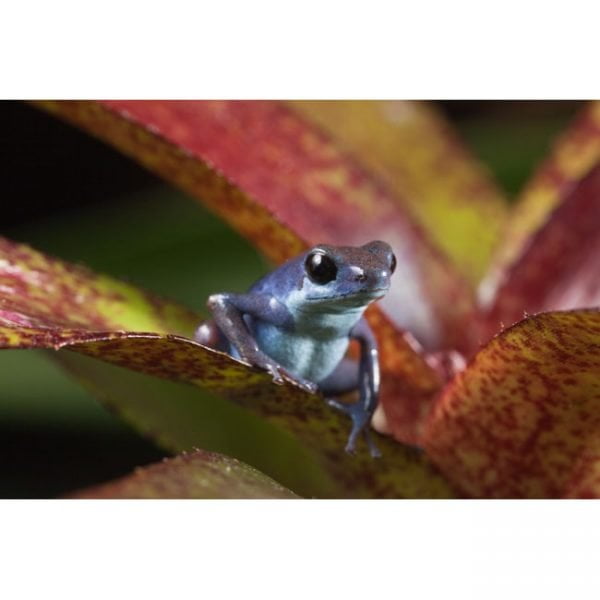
[389,253,397,274]
[305,252,338,284]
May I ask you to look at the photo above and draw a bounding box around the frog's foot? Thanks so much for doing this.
[326,398,381,458]
[280,369,318,395]
[265,361,317,394]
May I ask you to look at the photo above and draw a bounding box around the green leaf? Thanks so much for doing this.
[55,351,338,498]
[0,236,197,336]
[70,449,300,499]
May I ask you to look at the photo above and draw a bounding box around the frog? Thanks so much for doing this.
[194,240,396,457]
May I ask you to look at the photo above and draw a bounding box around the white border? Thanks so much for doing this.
[1,500,600,599]
[2,0,599,98]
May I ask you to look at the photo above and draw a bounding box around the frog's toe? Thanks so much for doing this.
[264,364,286,386]
[344,420,364,456]
[277,368,318,394]
[244,351,286,385]
[364,430,382,458]
[295,377,319,395]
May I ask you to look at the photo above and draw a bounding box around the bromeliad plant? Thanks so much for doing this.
[1,101,599,499]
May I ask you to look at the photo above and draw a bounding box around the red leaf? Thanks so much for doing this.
[481,102,600,337]
[423,310,600,498]
[484,166,600,337]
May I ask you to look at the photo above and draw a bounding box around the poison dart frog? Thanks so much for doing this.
[195,241,396,457]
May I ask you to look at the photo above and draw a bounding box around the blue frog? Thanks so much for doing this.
[194,240,396,457]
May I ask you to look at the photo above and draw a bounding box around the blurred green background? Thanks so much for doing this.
[0,101,581,497]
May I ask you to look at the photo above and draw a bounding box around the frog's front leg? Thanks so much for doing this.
[201,293,317,394]
[319,318,381,457]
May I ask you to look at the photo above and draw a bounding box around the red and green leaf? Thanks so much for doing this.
[0,235,455,498]
[70,449,300,499]
[55,351,339,498]
[483,165,600,338]
[0,237,197,336]
[290,101,509,285]
[426,101,600,497]
[423,310,600,498]
[481,101,600,329]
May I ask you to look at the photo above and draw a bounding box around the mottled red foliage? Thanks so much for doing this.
[424,310,600,498]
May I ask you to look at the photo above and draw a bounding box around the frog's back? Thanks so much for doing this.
[249,255,306,300]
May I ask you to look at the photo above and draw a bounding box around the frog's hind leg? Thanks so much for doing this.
[319,359,381,458]
[194,319,229,352]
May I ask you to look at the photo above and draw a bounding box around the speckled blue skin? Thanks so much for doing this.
[195,241,395,456]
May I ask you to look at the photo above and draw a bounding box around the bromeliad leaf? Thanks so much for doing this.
[483,165,600,339]
[481,101,600,327]
[423,310,600,498]
[0,235,456,499]
[54,351,339,498]
[0,237,197,335]
[70,449,300,499]
[290,101,509,286]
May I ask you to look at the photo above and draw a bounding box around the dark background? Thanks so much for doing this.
[0,101,581,497]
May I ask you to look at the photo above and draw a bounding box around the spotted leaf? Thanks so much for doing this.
[423,310,600,498]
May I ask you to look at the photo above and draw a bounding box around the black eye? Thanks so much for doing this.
[305,252,338,284]
[389,253,397,274]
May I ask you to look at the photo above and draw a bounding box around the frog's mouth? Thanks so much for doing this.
[306,287,388,307]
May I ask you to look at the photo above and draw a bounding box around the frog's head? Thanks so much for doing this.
[299,240,395,312]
